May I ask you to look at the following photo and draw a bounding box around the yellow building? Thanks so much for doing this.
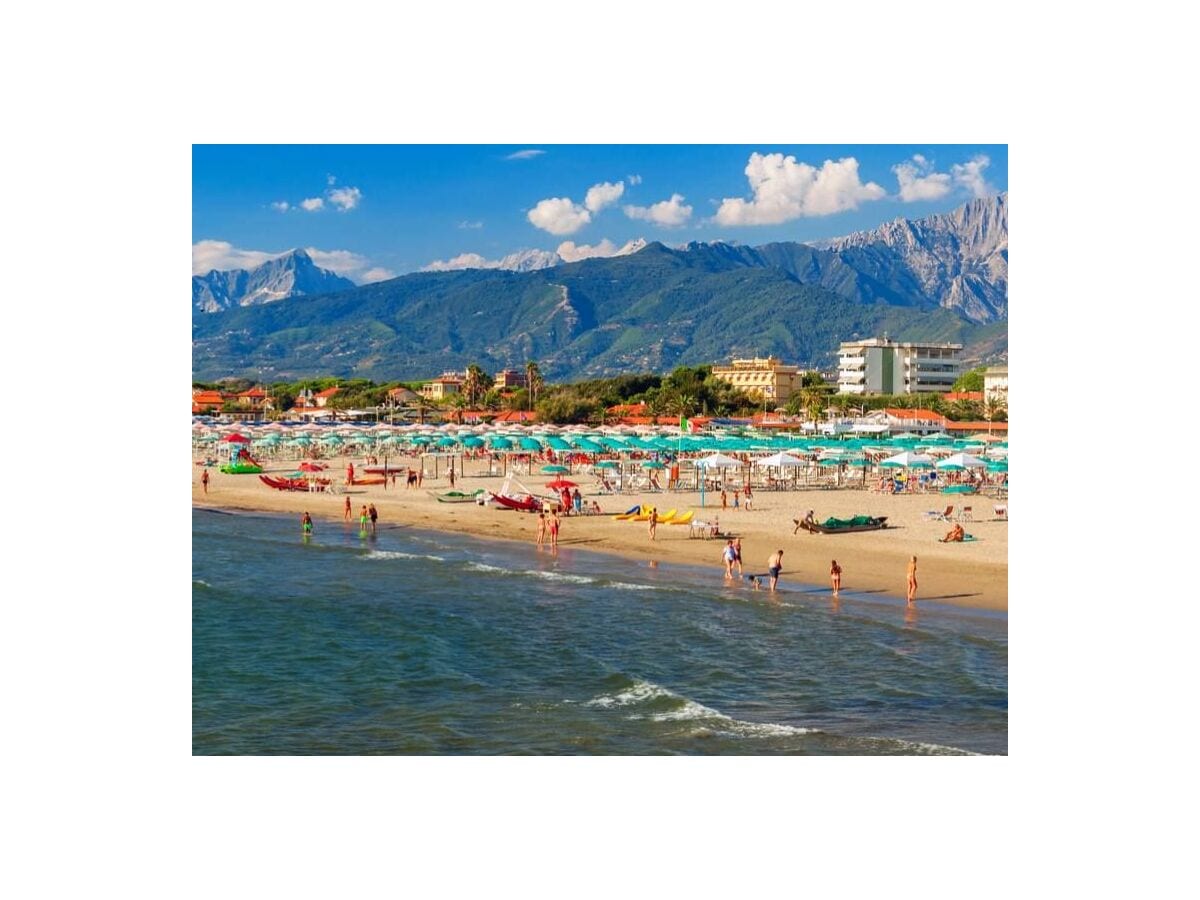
[421,375,463,400]
[710,356,802,405]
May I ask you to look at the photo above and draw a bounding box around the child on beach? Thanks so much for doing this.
[301,511,313,535]
[359,506,369,532]
[830,560,842,596]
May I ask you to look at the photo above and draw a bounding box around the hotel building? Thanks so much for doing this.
[837,338,962,395]
[710,356,802,406]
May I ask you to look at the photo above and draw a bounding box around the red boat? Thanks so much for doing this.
[488,492,542,512]
[259,474,331,492]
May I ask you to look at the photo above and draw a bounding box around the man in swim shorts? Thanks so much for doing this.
[767,549,784,592]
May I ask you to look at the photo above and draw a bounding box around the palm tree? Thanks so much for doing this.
[447,393,467,425]
[463,364,490,408]
[525,360,543,412]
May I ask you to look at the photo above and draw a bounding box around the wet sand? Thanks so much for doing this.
[192,453,1007,612]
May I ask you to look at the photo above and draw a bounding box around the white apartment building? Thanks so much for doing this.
[984,365,1008,408]
[837,338,963,395]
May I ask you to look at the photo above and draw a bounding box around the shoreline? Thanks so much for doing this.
[192,454,1007,612]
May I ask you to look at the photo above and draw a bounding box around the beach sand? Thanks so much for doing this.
[192,453,1007,612]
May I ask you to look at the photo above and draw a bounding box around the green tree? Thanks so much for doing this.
[525,360,543,411]
[952,367,986,392]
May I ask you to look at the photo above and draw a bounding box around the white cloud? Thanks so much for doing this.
[585,181,625,213]
[952,155,993,198]
[892,156,952,202]
[300,197,324,212]
[624,193,693,227]
[270,201,290,212]
[194,240,389,283]
[556,238,645,262]
[714,153,886,225]
[423,253,494,272]
[505,149,546,160]
[527,196,592,235]
[192,240,279,275]
[327,174,337,186]
[457,220,483,229]
[328,186,362,211]
[360,267,396,283]
[627,174,642,185]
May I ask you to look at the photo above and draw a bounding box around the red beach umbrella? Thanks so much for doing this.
[545,479,578,490]
[222,433,251,443]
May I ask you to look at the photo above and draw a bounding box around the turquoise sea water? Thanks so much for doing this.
[193,508,1007,755]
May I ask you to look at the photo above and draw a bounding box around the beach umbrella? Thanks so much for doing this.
[519,437,543,451]
[594,460,619,469]
[922,432,953,443]
[546,437,573,451]
[642,460,666,469]
[696,452,741,468]
[753,451,806,468]
[545,479,578,490]
[541,464,569,474]
[488,436,513,450]
[222,433,251,443]
[880,451,934,468]
[937,452,987,468]
[461,436,484,448]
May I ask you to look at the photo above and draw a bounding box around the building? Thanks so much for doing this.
[191,389,227,414]
[837,338,962,395]
[493,369,526,391]
[710,356,802,406]
[984,365,1008,408]
[235,387,273,413]
[421,374,463,400]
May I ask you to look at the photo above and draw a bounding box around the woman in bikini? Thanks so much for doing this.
[535,511,546,546]
[907,556,918,604]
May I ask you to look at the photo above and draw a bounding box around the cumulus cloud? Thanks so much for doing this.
[952,155,993,198]
[584,181,625,213]
[271,201,290,212]
[458,220,483,229]
[300,197,324,212]
[714,153,886,225]
[505,149,545,160]
[627,174,642,185]
[423,252,495,271]
[558,238,644,261]
[303,247,370,276]
[624,193,693,227]
[192,240,279,275]
[360,267,396,283]
[892,156,952,202]
[328,186,362,211]
[527,196,592,235]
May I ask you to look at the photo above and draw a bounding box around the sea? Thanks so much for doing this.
[193,508,1008,755]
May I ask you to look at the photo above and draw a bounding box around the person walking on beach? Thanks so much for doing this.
[572,488,582,516]
[368,503,378,535]
[344,496,352,521]
[649,508,658,541]
[201,469,209,493]
[301,511,313,535]
[448,465,456,488]
[830,560,842,597]
[907,556,918,605]
[767,549,784,592]
[722,540,737,579]
[720,489,728,510]
[536,511,546,546]
[548,509,560,549]
[346,462,355,486]
[732,538,744,576]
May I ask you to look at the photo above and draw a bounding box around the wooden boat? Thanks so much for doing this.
[429,489,484,503]
[489,492,542,511]
[796,515,888,534]
[259,474,330,492]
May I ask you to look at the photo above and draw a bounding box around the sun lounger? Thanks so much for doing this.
[993,503,1007,520]
[924,505,954,522]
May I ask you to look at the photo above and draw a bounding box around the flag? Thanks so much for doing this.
[680,414,688,433]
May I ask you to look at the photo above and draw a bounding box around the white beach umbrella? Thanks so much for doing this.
[754,452,806,468]
[696,453,742,468]
[880,451,935,468]
[936,452,987,468]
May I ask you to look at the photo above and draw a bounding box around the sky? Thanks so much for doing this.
[192,144,1008,283]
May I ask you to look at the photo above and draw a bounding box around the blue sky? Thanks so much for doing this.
[193,144,1007,282]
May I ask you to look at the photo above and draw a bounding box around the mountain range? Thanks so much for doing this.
[192,249,355,313]
[191,193,1008,382]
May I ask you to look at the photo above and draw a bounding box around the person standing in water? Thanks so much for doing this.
[535,510,546,546]
[722,540,737,579]
[767,549,784,592]
[648,507,658,541]
[344,496,352,521]
[359,505,370,533]
[301,511,313,535]
[732,538,744,577]
[830,559,842,597]
[548,509,560,549]
[906,556,918,604]
[368,503,378,535]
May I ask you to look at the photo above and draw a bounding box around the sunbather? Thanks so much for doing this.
[941,523,965,542]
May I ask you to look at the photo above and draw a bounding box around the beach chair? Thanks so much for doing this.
[993,503,1007,520]
[690,519,717,539]
[925,505,954,521]
[956,506,973,522]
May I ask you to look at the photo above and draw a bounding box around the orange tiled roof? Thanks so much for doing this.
[885,407,948,423]
[492,410,538,422]
[237,387,267,398]
[314,386,339,398]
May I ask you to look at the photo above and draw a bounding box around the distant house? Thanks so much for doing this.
[881,407,950,433]
[191,389,227,414]
[387,386,421,404]
[494,369,527,391]
[421,375,463,401]
[314,386,339,408]
[984,366,1008,409]
[490,410,537,423]
[235,386,273,413]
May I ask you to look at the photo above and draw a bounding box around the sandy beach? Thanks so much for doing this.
[192,452,1007,612]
